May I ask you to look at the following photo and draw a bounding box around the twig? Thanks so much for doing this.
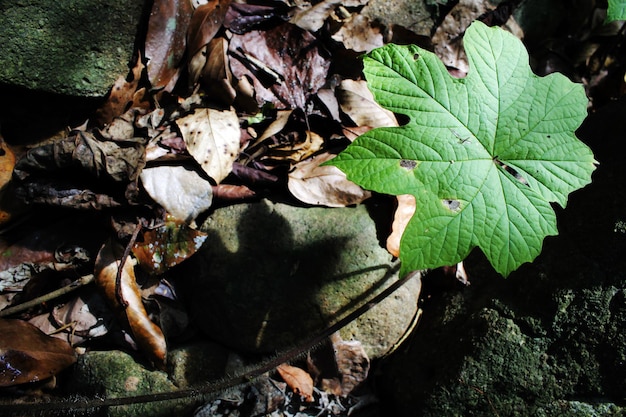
[0,267,422,415]
[0,274,95,318]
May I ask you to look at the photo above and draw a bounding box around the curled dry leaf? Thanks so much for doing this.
[140,165,213,223]
[288,152,371,207]
[132,216,208,274]
[0,318,76,387]
[145,0,194,90]
[276,363,314,402]
[267,131,324,163]
[13,130,146,206]
[94,240,167,368]
[176,108,241,184]
[337,79,398,128]
[386,194,416,258]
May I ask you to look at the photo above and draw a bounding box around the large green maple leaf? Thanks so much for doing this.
[608,0,626,21]
[329,21,597,277]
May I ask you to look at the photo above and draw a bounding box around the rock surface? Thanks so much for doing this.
[185,200,421,359]
[64,343,231,417]
[0,0,146,97]
[379,98,626,416]
[362,0,436,35]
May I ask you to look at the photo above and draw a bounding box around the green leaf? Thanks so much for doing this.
[607,0,626,21]
[328,21,596,277]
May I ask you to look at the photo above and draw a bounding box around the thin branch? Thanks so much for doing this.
[0,274,95,318]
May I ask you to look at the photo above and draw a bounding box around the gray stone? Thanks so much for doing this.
[185,200,421,359]
[378,96,626,416]
[0,0,146,97]
[362,0,436,35]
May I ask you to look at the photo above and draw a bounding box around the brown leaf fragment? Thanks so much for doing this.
[386,194,416,258]
[94,54,146,126]
[145,0,194,90]
[288,152,371,207]
[276,363,314,402]
[0,318,76,387]
[329,333,369,396]
[229,23,330,109]
[95,240,167,368]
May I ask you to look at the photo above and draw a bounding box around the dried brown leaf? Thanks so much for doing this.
[187,0,231,58]
[145,0,194,90]
[276,363,314,402]
[0,318,76,387]
[94,240,167,368]
[211,184,256,201]
[288,152,371,207]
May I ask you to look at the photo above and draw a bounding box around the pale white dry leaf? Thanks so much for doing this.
[176,108,241,183]
[331,14,383,53]
[140,165,213,223]
[291,0,342,32]
[288,152,371,207]
[337,79,398,128]
[386,194,416,258]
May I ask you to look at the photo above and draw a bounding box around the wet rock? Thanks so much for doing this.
[378,98,626,416]
[185,200,421,359]
[0,0,146,97]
